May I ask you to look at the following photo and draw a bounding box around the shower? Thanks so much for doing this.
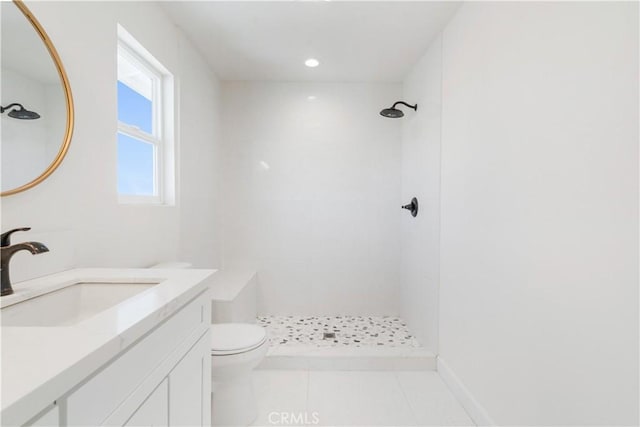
[380,101,417,118]
[0,103,40,120]
[223,84,431,370]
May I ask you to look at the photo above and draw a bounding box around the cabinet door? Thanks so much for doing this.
[125,379,168,427]
[169,332,211,427]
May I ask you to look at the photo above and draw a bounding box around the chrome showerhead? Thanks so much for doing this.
[379,101,417,118]
[1,103,40,120]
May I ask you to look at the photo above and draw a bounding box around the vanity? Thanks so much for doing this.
[1,268,215,426]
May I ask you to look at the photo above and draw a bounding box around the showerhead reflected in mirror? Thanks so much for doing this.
[1,0,73,196]
[1,103,41,120]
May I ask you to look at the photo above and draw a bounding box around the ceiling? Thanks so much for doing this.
[162,1,461,82]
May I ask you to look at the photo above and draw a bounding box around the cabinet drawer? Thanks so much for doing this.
[65,293,208,426]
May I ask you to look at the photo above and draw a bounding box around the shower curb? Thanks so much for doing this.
[258,349,436,371]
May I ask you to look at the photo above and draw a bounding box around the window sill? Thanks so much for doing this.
[118,195,174,207]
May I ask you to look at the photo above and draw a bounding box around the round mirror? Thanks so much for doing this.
[1,0,74,196]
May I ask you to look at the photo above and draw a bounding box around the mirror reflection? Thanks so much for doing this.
[1,1,68,193]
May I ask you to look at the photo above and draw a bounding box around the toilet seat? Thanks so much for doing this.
[210,323,267,356]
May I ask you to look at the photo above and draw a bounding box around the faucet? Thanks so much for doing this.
[1,228,49,296]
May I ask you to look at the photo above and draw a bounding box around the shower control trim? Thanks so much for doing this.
[402,197,419,217]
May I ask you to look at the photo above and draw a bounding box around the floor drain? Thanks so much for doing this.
[323,332,336,339]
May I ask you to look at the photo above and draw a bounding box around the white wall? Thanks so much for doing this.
[176,35,223,269]
[221,82,402,316]
[1,1,223,281]
[400,35,442,352]
[436,2,638,425]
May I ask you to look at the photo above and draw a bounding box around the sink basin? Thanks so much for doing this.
[1,282,158,327]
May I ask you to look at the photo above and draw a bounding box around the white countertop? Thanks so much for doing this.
[1,268,216,422]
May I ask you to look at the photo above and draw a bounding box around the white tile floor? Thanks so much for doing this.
[251,370,475,426]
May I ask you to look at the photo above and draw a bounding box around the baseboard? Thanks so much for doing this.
[437,356,496,426]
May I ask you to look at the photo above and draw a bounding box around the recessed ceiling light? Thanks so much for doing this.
[305,58,320,68]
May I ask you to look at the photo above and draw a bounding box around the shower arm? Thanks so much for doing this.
[0,103,23,113]
[391,101,417,111]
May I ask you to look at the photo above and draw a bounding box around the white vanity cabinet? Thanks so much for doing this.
[24,404,59,427]
[119,331,211,427]
[169,333,212,426]
[125,379,169,427]
[63,291,211,427]
[1,268,215,427]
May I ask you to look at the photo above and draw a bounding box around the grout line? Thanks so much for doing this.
[394,371,419,426]
[305,369,311,415]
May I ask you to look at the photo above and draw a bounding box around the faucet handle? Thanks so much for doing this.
[1,227,31,247]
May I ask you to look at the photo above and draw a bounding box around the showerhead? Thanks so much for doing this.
[380,108,405,118]
[379,101,417,118]
[1,103,40,120]
[9,108,40,120]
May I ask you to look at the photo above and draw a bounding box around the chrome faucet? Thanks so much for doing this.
[1,228,49,296]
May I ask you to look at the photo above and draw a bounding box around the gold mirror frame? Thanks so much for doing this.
[1,0,74,197]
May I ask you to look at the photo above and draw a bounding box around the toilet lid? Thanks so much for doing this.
[210,323,267,354]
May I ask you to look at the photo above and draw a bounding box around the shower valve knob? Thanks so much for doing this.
[401,197,419,217]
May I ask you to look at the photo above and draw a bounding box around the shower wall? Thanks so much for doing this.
[399,35,443,352]
[221,82,402,316]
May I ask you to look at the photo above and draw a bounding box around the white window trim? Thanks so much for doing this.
[117,24,175,206]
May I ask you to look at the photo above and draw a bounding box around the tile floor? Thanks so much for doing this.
[251,370,475,426]
[258,316,421,348]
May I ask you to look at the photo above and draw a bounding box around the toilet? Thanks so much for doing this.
[150,263,267,426]
[210,323,268,426]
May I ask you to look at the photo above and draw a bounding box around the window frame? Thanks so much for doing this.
[117,25,175,205]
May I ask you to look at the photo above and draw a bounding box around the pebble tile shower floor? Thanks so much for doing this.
[257,316,421,348]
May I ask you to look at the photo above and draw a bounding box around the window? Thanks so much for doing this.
[117,25,174,204]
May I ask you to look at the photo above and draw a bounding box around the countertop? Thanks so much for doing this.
[1,268,216,424]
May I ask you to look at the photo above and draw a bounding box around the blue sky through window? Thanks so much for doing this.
[117,81,154,196]
[118,81,152,133]
[117,133,154,196]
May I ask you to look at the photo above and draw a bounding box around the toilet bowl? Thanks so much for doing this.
[210,323,268,426]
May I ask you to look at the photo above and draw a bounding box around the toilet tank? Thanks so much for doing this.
[209,271,258,324]
[149,263,257,324]
[149,262,193,269]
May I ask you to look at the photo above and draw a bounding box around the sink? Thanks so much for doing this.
[1,282,158,327]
